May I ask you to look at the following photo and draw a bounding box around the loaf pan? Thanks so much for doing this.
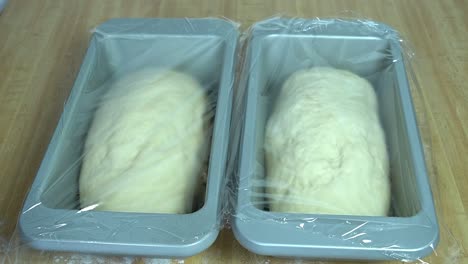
[19,18,238,258]
[232,17,439,262]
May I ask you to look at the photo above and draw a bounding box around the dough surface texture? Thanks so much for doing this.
[79,69,208,214]
[265,67,390,216]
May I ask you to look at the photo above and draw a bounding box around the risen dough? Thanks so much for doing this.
[79,69,208,214]
[265,67,390,216]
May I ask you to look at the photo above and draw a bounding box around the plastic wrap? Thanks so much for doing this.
[5,17,239,261]
[1,15,461,264]
[229,17,441,262]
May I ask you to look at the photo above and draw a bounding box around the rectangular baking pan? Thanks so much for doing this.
[19,18,238,258]
[232,18,439,261]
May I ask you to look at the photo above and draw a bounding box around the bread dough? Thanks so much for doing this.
[79,69,208,214]
[264,67,390,216]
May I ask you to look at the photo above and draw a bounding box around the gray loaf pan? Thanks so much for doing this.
[232,18,439,261]
[19,18,238,257]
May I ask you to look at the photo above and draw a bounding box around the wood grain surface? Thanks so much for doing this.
[0,0,467,263]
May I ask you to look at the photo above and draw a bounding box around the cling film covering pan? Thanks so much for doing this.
[229,17,440,262]
[15,18,239,258]
[1,15,461,264]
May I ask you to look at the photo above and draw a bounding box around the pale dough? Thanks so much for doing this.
[265,67,390,216]
[79,69,208,214]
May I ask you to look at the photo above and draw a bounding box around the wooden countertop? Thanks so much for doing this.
[0,0,466,263]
